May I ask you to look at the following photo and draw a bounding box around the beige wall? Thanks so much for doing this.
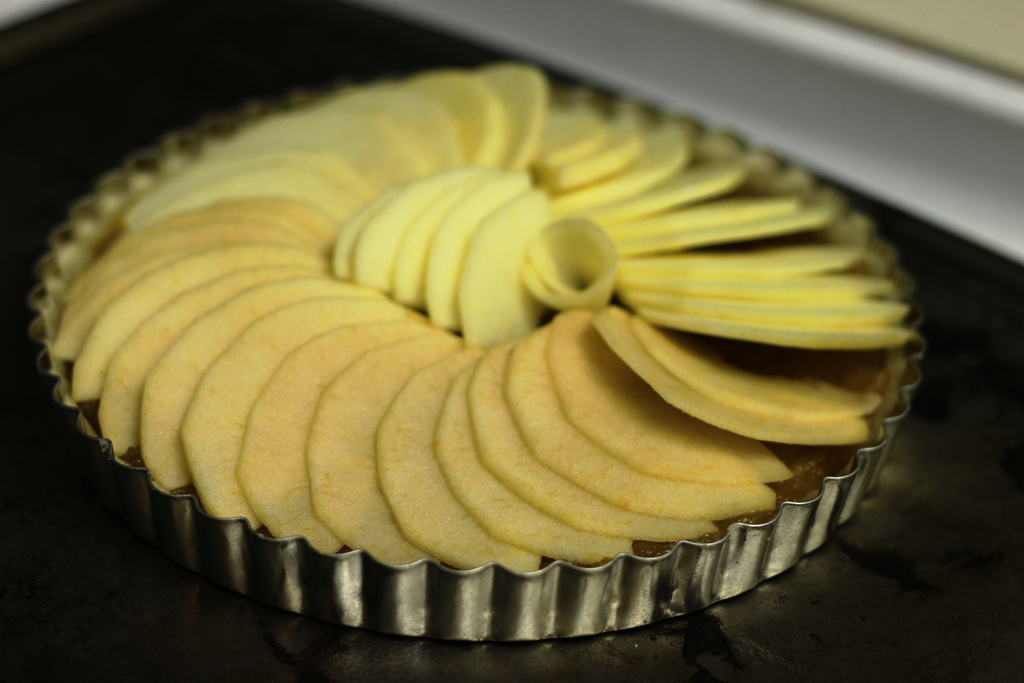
[773,0,1024,78]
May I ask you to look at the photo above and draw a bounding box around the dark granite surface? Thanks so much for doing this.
[1,1,1023,680]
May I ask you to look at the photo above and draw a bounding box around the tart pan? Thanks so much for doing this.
[27,87,923,641]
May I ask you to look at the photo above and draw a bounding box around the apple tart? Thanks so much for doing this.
[33,62,920,638]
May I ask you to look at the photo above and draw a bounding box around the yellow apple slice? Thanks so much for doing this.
[182,296,416,524]
[307,334,463,564]
[97,267,323,459]
[504,326,777,519]
[140,277,383,491]
[54,243,324,363]
[605,195,801,241]
[635,306,915,350]
[124,151,372,230]
[613,202,838,257]
[593,305,886,441]
[629,315,882,421]
[521,217,617,311]
[467,340,714,541]
[460,190,550,347]
[351,167,493,292]
[618,273,895,302]
[424,171,531,330]
[72,244,327,401]
[332,186,401,280]
[391,174,495,309]
[536,101,645,192]
[549,116,693,217]
[476,62,548,170]
[546,311,790,483]
[426,346,633,563]
[379,350,542,570]
[580,162,748,226]
[238,320,434,552]
[537,97,608,167]
[408,68,508,166]
[617,244,867,282]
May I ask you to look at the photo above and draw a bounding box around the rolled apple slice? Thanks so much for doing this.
[124,151,372,231]
[546,310,790,483]
[629,315,881,421]
[351,167,494,292]
[613,202,838,257]
[580,162,748,226]
[238,320,435,552]
[618,273,894,302]
[548,115,693,217]
[521,217,618,311]
[535,101,645,192]
[617,244,867,282]
[392,175,494,309]
[379,350,543,570]
[467,340,714,541]
[182,296,417,524]
[477,62,548,170]
[408,68,508,166]
[72,243,330,401]
[537,95,608,167]
[307,334,463,565]
[55,243,324,362]
[460,190,550,347]
[505,326,777,519]
[98,266,321,459]
[424,171,531,330]
[593,305,887,442]
[436,358,631,565]
[140,277,390,491]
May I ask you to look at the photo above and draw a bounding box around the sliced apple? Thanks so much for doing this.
[580,162,748,226]
[424,171,531,330]
[237,320,434,552]
[55,243,324,363]
[460,190,549,347]
[549,116,693,217]
[521,217,617,311]
[182,296,417,524]
[307,334,463,564]
[140,277,389,491]
[332,186,401,280]
[408,68,508,166]
[537,95,608,167]
[466,340,714,541]
[504,326,777,519]
[427,346,633,563]
[351,167,493,292]
[617,244,867,282]
[618,273,895,302]
[476,62,548,170]
[546,310,790,483]
[98,267,322,459]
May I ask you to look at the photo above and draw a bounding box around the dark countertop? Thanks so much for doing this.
[1,1,1022,680]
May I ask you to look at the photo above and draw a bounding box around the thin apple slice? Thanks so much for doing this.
[580,162,748,226]
[537,97,608,167]
[98,266,321,459]
[307,334,463,564]
[613,202,838,257]
[238,320,434,552]
[460,190,550,347]
[617,244,867,282]
[351,167,493,292]
[379,350,543,570]
[72,244,328,401]
[467,340,714,541]
[425,346,633,563]
[504,326,777,519]
[521,217,618,311]
[635,306,915,351]
[392,175,494,309]
[408,69,508,166]
[549,116,693,217]
[477,62,548,170]
[332,186,401,280]
[182,296,417,524]
[546,311,790,483]
[593,305,888,441]
[425,171,531,330]
[629,315,882,421]
[140,277,389,491]
[55,243,324,363]
[618,273,895,302]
